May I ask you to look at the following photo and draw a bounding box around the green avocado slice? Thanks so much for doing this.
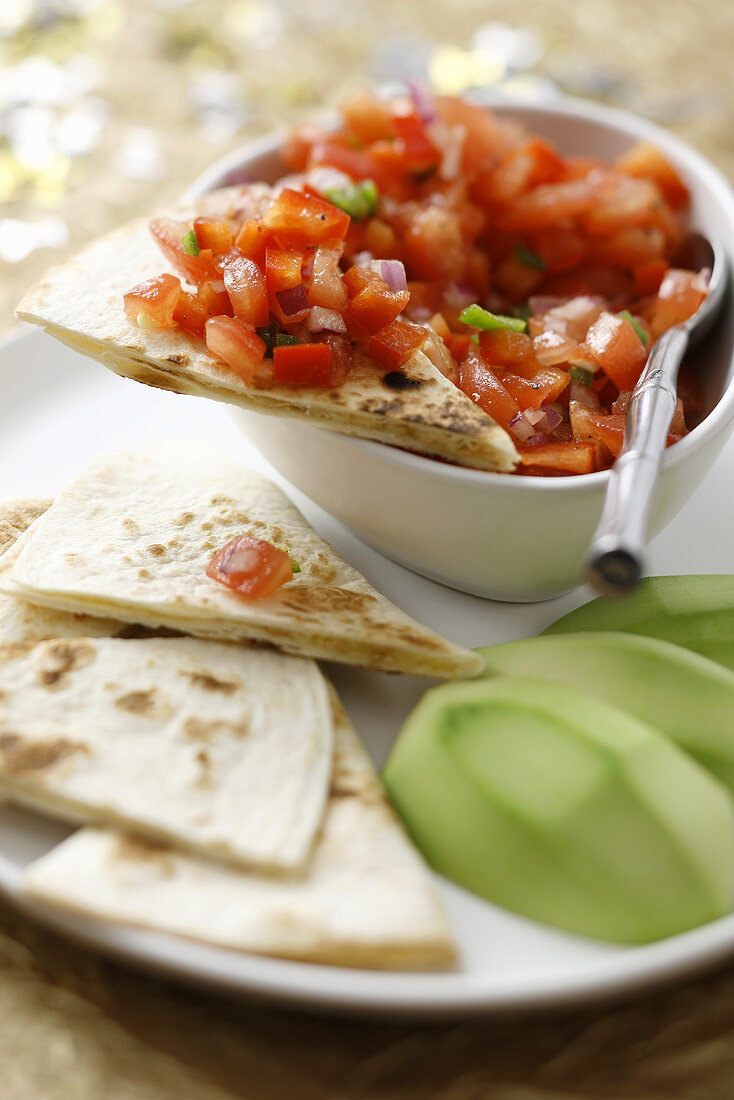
[383,676,734,945]
[476,632,734,794]
[544,576,734,671]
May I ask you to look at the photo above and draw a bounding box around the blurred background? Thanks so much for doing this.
[1,0,732,331]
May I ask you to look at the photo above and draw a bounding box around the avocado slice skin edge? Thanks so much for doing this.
[544,576,734,671]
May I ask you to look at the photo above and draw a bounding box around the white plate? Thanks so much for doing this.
[3,324,734,1017]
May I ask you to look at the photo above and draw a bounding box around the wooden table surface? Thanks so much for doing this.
[2,1,734,1096]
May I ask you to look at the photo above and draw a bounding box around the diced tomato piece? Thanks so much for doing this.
[516,442,595,475]
[590,226,665,268]
[282,124,320,171]
[308,242,348,311]
[149,218,219,285]
[530,228,587,273]
[492,255,543,300]
[633,259,669,297]
[272,341,337,386]
[341,88,396,143]
[234,219,269,266]
[173,278,233,338]
[448,334,474,361]
[478,330,536,366]
[344,267,409,335]
[502,366,570,409]
[193,217,234,253]
[584,311,648,391]
[615,141,689,210]
[315,333,353,385]
[433,95,525,174]
[649,269,707,338]
[124,274,181,328]
[309,138,385,185]
[263,188,349,246]
[569,400,626,457]
[391,112,441,172]
[429,312,452,343]
[265,245,303,294]
[581,176,666,236]
[362,218,400,259]
[220,251,269,326]
[207,535,293,600]
[476,140,565,205]
[455,347,520,430]
[205,316,266,385]
[497,177,604,232]
[369,319,428,369]
[265,245,307,323]
[403,205,468,282]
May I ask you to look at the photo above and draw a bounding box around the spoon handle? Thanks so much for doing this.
[585,325,689,595]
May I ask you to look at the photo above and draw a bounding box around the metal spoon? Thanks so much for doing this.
[585,233,728,596]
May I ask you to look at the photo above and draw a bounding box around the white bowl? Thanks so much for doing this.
[189,95,734,602]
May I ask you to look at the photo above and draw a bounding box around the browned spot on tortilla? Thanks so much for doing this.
[113,623,183,640]
[279,586,377,615]
[138,567,152,579]
[121,518,138,533]
[183,716,250,742]
[195,748,213,789]
[167,353,189,365]
[111,834,174,874]
[0,732,90,774]
[305,552,340,585]
[64,552,81,564]
[115,689,160,716]
[200,521,214,532]
[173,511,195,527]
[128,368,185,394]
[0,499,51,555]
[187,672,239,695]
[0,690,5,703]
[146,544,167,558]
[37,639,96,688]
[210,495,235,506]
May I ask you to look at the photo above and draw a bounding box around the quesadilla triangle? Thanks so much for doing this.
[0,635,334,873]
[0,501,123,645]
[1,447,483,678]
[23,697,457,970]
[16,215,517,473]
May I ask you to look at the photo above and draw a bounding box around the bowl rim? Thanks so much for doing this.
[187,92,734,495]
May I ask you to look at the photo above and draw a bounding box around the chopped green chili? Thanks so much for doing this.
[181,230,199,256]
[458,304,528,334]
[568,364,595,386]
[514,244,546,271]
[619,309,648,345]
[323,179,379,221]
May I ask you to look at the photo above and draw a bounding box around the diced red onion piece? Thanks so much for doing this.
[508,412,534,442]
[541,403,564,432]
[443,281,476,310]
[528,295,567,316]
[276,284,309,318]
[306,306,347,334]
[526,432,550,447]
[408,79,436,123]
[406,305,433,322]
[524,407,546,427]
[380,259,407,293]
[352,251,374,269]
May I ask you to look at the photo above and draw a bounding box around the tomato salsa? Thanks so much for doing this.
[124,88,708,477]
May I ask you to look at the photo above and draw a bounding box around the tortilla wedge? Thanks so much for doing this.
[16,213,518,473]
[23,695,456,970]
[1,448,483,678]
[0,503,125,644]
[0,634,334,872]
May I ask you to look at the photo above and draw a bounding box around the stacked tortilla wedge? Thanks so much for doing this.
[0,458,461,968]
[16,202,517,473]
